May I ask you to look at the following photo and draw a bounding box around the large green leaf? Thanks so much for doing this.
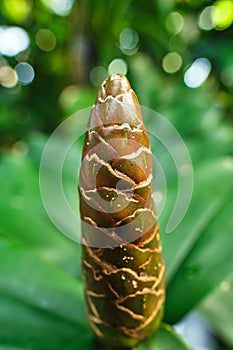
[138,324,192,350]
[0,238,193,349]
[61,324,192,350]
[0,150,82,277]
[0,347,27,350]
[161,157,233,283]
[0,292,85,350]
[0,239,86,327]
[199,273,233,348]
[1,137,232,346]
[163,158,233,323]
[0,238,88,349]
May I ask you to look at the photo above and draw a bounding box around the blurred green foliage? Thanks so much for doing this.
[0,0,233,148]
[0,0,233,349]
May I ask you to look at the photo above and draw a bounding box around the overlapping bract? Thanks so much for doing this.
[79,74,165,348]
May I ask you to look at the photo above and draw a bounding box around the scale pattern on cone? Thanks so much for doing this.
[79,74,165,348]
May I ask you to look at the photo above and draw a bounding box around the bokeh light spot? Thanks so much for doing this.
[184,58,211,88]
[180,15,200,44]
[2,0,31,23]
[90,66,108,86]
[119,28,139,53]
[211,0,233,30]
[12,140,29,157]
[166,12,184,35]
[108,59,127,75]
[42,0,74,16]
[0,66,18,88]
[198,6,215,31]
[15,62,35,85]
[0,26,30,57]
[36,29,57,52]
[221,66,233,87]
[162,52,182,74]
[59,85,79,107]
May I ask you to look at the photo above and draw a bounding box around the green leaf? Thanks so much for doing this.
[0,150,82,277]
[138,324,193,350]
[163,157,233,323]
[0,347,27,350]
[199,273,233,348]
[0,239,87,327]
[187,124,233,162]
[0,291,86,350]
[162,157,233,283]
[62,324,192,350]
[0,240,191,350]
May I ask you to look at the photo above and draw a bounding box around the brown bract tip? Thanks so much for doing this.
[99,74,131,99]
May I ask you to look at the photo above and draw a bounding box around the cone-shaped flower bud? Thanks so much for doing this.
[79,74,165,349]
